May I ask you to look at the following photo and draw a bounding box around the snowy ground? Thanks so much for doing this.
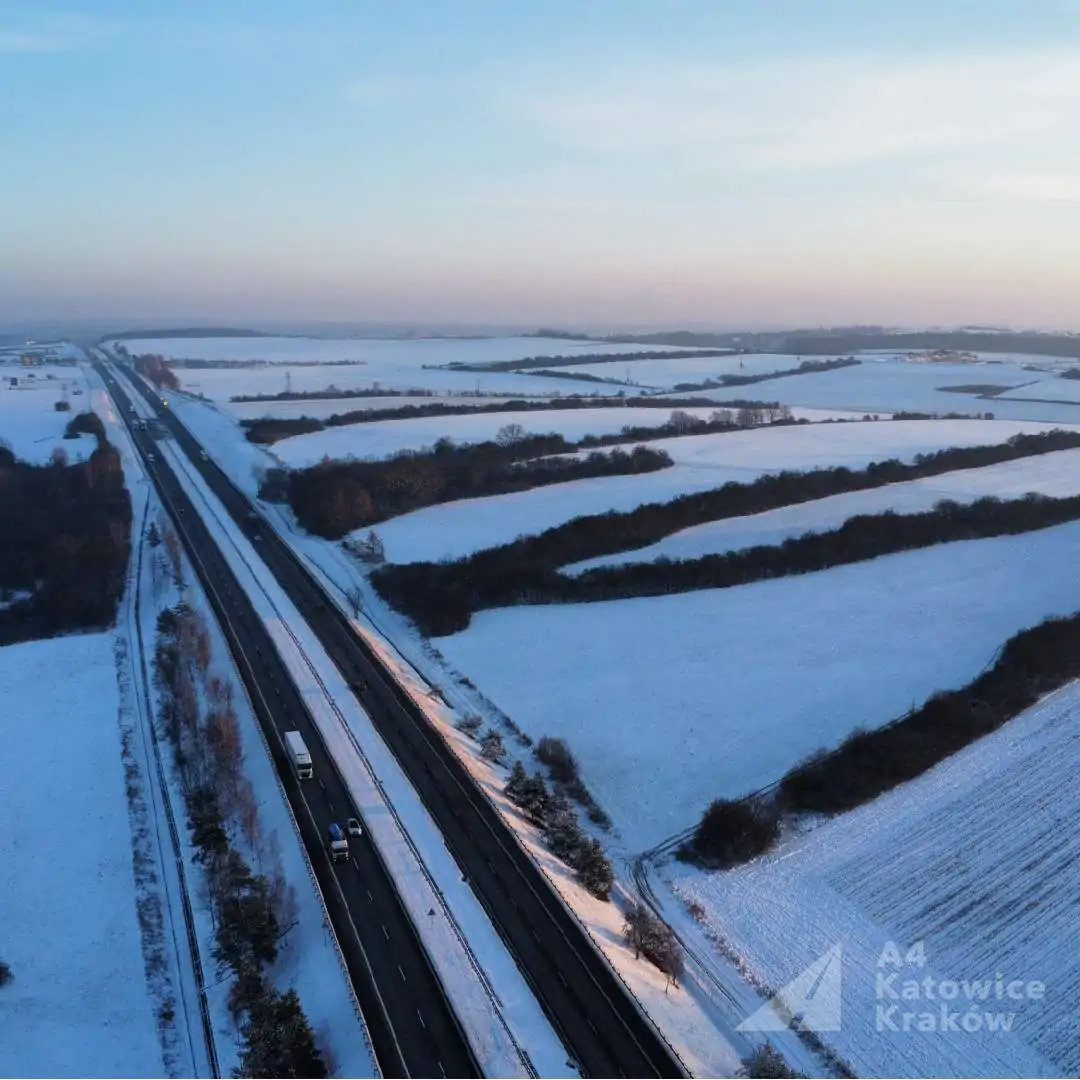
[114,335,695,401]
[672,356,1080,424]
[0,633,163,1079]
[563,351,816,389]
[996,377,1080,403]
[439,519,1080,850]
[370,418,1078,565]
[270,406,726,465]
[0,361,97,463]
[667,678,1080,1078]
[567,445,1080,572]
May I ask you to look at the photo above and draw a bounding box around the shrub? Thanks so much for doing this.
[455,714,483,738]
[575,838,614,900]
[740,1044,805,1078]
[623,903,685,985]
[680,798,779,868]
[536,736,579,785]
[0,960,12,987]
[479,729,505,762]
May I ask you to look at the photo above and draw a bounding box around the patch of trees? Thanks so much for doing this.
[682,606,1080,870]
[622,903,685,989]
[277,433,672,538]
[1060,369,1080,380]
[739,1044,806,1078]
[0,419,132,645]
[107,327,272,340]
[233,386,436,403]
[437,347,736,373]
[153,601,324,1078]
[504,760,614,899]
[372,429,1080,635]
[133,353,181,391]
[535,736,610,828]
[240,395,742,445]
[670,356,860,393]
[891,409,991,420]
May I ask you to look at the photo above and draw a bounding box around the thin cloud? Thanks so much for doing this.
[0,13,117,54]
[345,75,423,107]
[503,49,1080,188]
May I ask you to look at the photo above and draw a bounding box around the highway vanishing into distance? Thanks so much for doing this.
[94,350,687,1079]
[95,358,477,1080]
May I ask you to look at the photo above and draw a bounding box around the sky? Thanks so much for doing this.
[3,1,1080,331]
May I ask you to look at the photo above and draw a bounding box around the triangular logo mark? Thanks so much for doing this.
[738,943,843,1033]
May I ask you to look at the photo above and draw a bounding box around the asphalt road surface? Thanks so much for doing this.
[96,359,479,1079]
[101,354,686,1079]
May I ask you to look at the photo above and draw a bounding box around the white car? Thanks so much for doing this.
[346,817,362,837]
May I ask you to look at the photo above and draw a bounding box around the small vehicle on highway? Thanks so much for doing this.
[328,822,349,862]
[346,817,362,837]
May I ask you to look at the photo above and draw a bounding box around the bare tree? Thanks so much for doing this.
[495,423,527,447]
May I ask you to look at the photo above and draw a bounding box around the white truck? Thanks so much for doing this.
[327,823,349,863]
[284,730,313,779]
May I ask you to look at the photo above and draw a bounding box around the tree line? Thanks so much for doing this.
[372,429,1080,635]
[0,413,132,645]
[681,607,1080,870]
[272,431,673,538]
[153,597,325,1077]
[133,353,181,391]
[433,347,736,373]
[669,355,859,393]
[238,394,741,444]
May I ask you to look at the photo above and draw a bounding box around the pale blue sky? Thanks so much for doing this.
[3,2,1080,328]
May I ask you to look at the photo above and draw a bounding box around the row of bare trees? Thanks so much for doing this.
[152,596,323,1077]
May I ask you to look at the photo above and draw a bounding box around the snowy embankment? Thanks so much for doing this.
[155,437,570,1077]
[370,418,1078,565]
[0,634,163,1078]
[0,361,97,462]
[669,678,1080,1078]
[566,445,1080,572]
[439,519,1080,851]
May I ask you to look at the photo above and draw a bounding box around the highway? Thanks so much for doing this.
[98,353,687,1079]
[94,360,479,1079]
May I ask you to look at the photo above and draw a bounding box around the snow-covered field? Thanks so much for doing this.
[567,445,1080,572]
[439,519,1080,850]
[0,363,97,463]
[669,678,1080,1078]
[270,406,724,465]
[372,418,1078,565]
[564,351,815,389]
[0,633,163,1078]
[675,356,1080,424]
[115,335,696,401]
[996,377,1080,403]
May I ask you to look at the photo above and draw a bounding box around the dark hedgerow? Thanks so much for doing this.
[372,429,1080,635]
[281,434,672,539]
[681,609,1080,868]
